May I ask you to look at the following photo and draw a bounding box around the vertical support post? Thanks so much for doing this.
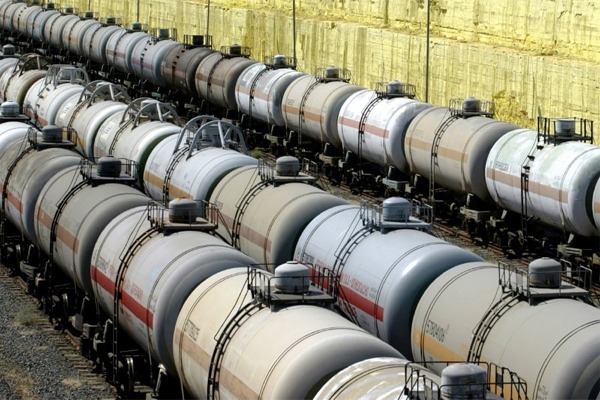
[293,0,297,62]
[206,0,211,40]
[425,0,430,103]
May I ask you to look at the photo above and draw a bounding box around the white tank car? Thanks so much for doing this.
[236,63,304,127]
[0,129,80,242]
[91,203,257,375]
[315,357,442,399]
[60,83,130,156]
[61,16,100,56]
[412,261,600,400]
[29,6,59,43]
[209,159,348,270]
[23,67,88,126]
[10,1,34,35]
[144,122,257,204]
[0,58,18,85]
[2,67,47,106]
[2,1,26,32]
[173,267,402,399]
[195,51,258,110]
[130,37,180,88]
[105,29,151,74]
[282,72,362,147]
[93,100,181,185]
[338,88,432,173]
[294,202,482,357]
[404,105,518,202]
[83,23,121,65]
[34,162,149,296]
[41,9,61,45]
[48,13,79,51]
[487,129,600,236]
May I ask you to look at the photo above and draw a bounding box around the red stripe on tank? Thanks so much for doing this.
[91,265,154,329]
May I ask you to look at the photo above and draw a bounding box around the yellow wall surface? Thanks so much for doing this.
[74,0,600,136]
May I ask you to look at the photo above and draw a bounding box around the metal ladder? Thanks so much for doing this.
[231,180,268,250]
[467,293,520,363]
[356,95,383,185]
[428,114,457,207]
[297,77,320,145]
[207,301,263,399]
[161,147,188,205]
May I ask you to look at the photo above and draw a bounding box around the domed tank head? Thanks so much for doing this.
[325,66,340,79]
[158,28,169,39]
[387,80,402,94]
[97,155,122,177]
[554,118,576,137]
[275,156,300,177]
[382,197,411,222]
[273,54,287,66]
[274,261,310,294]
[462,97,481,113]
[42,125,63,142]
[528,257,562,288]
[441,363,487,400]
[229,44,242,55]
[168,198,202,224]
[0,101,20,117]
[191,35,204,46]
[2,44,15,56]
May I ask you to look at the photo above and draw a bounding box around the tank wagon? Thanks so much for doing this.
[0,2,598,398]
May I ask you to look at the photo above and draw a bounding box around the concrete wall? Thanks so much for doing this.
[76,0,600,138]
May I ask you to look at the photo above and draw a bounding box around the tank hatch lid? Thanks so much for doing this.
[361,198,432,233]
[259,157,316,186]
[147,200,217,235]
[498,260,591,304]
[80,157,137,186]
[248,263,336,310]
[33,125,77,151]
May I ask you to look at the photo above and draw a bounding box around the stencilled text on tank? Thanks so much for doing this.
[184,320,199,341]
[425,319,449,343]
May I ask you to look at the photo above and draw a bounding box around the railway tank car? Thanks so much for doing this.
[144,115,257,205]
[90,200,258,378]
[209,157,348,269]
[282,66,362,148]
[336,81,432,175]
[404,99,519,204]
[486,126,600,237]
[412,259,600,400]
[173,265,403,399]
[293,198,483,358]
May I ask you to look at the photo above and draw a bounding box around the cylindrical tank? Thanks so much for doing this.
[3,69,47,105]
[70,100,128,158]
[195,53,258,110]
[314,357,441,399]
[41,8,62,44]
[14,2,39,36]
[282,75,362,147]
[49,14,79,50]
[144,135,257,203]
[2,2,26,33]
[294,204,483,357]
[34,165,149,295]
[1,146,81,242]
[235,64,304,127]
[91,205,257,375]
[105,29,150,73]
[30,7,60,42]
[95,118,180,186]
[405,107,518,202]
[84,24,121,64]
[130,38,180,88]
[338,90,432,172]
[26,82,85,127]
[485,129,540,211]
[62,17,100,55]
[0,122,32,154]
[0,58,18,86]
[173,268,402,399]
[411,261,600,400]
[161,45,214,96]
[210,165,348,269]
